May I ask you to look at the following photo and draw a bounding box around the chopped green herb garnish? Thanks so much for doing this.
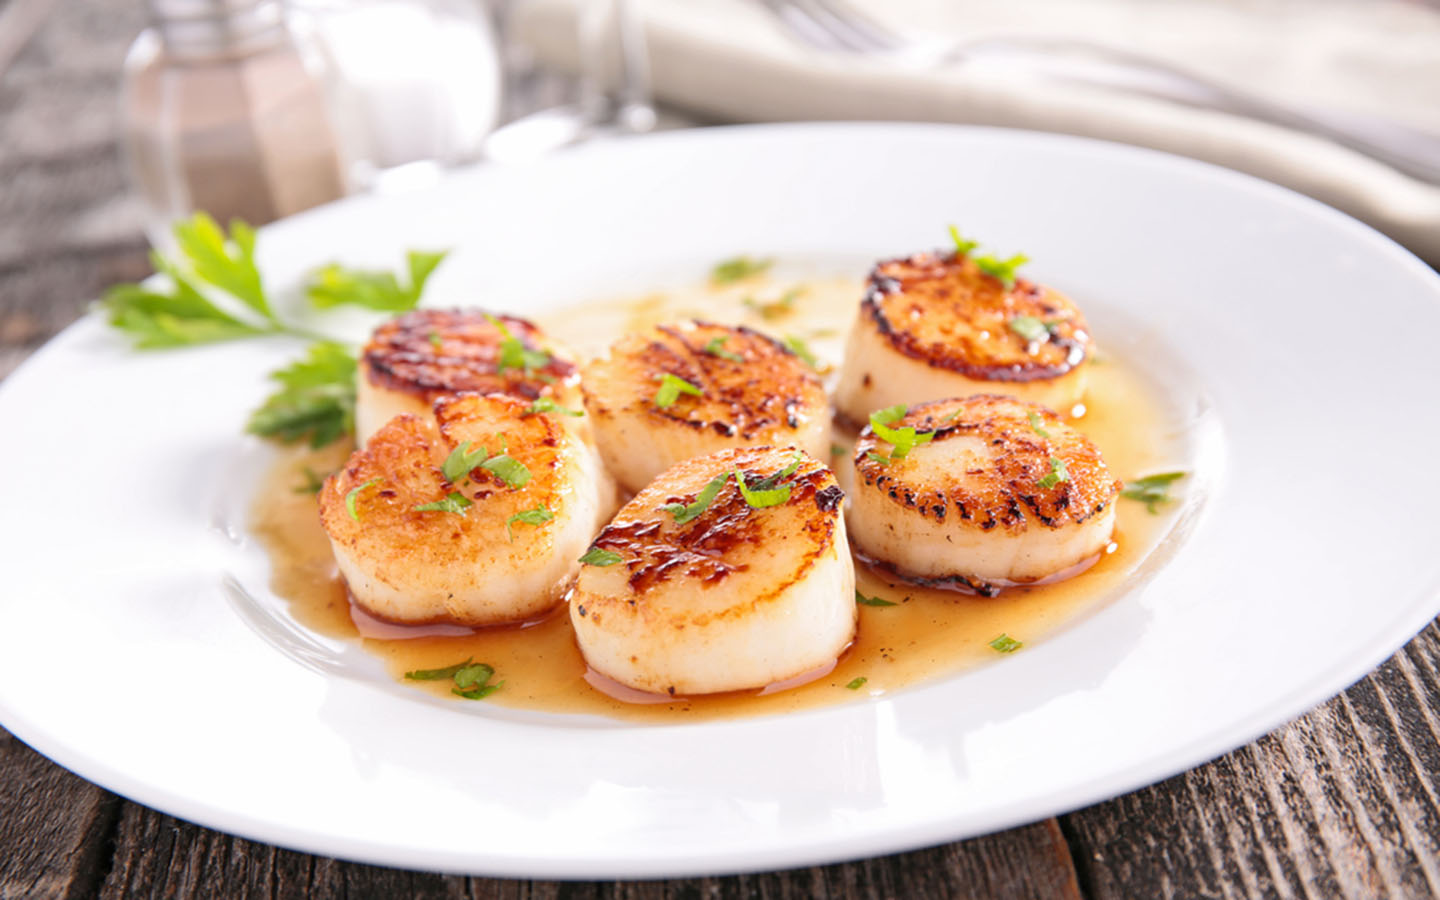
[486,314,551,373]
[782,334,825,371]
[307,249,447,312]
[246,341,358,448]
[453,663,494,690]
[735,470,791,508]
[830,443,847,457]
[1027,410,1050,439]
[866,451,892,466]
[345,478,381,521]
[1120,471,1186,513]
[660,472,730,524]
[974,252,1029,289]
[845,677,868,691]
[989,634,1023,653]
[404,658,475,681]
[413,491,473,515]
[523,397,584,417]
[428,331,442,348]
[294,466,330,495]
[505,504,553,540]
[442,440,489,483]
[743,287,803,320]
[711,255,773,284]
[868,404,935,460]
[703,336,744,362]
[453,681,503,700]
[1008,315,1049,343]
[479,454,531,489]
[948,225,978,256]
[1037,457,1069,490]
[653,373,704,408]
[855,590,897,607]
[579,547,624,566]
[751,452,804,491]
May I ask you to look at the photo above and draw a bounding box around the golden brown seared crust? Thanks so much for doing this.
[865,251,1091,381]
[582,321,825,439]
[362,308,578,401]
[318,394,569,577]
[853,395,1120,534]
[580,448,843,622]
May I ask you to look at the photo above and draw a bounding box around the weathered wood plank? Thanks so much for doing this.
[98,807,1079,900]
[0,727,121,900]
[1062,618,1440,900]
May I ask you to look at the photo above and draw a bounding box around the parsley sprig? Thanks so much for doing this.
[103,214,448,449]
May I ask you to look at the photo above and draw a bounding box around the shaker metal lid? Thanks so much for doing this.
[145,0,288,55]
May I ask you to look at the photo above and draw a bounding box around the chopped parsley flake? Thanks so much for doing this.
[660,472,730,524]
[405,658,502,700]
[412,491,473,515]
[948,225,978,256]
[868,404,935,460]
[974,252,1029,289]
[866,451,892,466]
[524,397,584,417]
[479,453,531,489]
[506,504,553,540]
[703,336,744,362]
[654,373,704,408]
[855,590,897,607]
[989,634,1023,653]
[428,331,442,348]
[845,677,868,690]
[345,478,381,521]
[711,255,773,284]
[1027,410,1051,439]
[743,287,802,320]
[442,441,489,483]
[579,547,624,566]
[294,466,330,495]
[486,314,550,373]
[735,470,791,508]
[782,334,825,371]
[1037,457,1070,490]
[1009,315,1049,343]
[1120,471,1186,513]
[404,658,475,681]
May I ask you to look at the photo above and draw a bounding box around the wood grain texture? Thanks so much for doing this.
[0,729,121,900]
[1062,618,1440,900]
[98,806,1079,900]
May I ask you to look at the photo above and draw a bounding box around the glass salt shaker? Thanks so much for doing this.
[121,0,348,243]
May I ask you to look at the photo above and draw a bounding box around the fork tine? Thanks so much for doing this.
[759,0,861,53]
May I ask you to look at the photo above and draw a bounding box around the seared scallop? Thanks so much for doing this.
[571,446,855,696]
[319,393,608,626]
[848,395,1120,594]
[356,308,585,446]
[834,250,1092,426]
[581,321,830,494]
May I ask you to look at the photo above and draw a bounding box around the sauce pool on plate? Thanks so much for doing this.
[249,275,1180,723]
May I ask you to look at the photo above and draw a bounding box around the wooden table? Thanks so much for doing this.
[3,4,1439,898]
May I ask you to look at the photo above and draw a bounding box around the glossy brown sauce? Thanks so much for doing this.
[250,276,1181,723]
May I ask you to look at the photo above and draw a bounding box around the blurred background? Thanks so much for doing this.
[1,0,1438,371]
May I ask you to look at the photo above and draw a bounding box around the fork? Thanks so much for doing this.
[761,0,1440,184]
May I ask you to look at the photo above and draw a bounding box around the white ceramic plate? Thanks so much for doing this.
[2,124,1438,878]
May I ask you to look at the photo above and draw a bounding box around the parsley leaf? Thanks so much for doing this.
[442,441,489,483]
[505,504,553,540]
[307,249,448,312]
[654,373,704,408]
[711,255,773,284]
[868,404,935,460]
[735,470,791,508]
[404,658,475,681]
[523,397,584,418]
[989,634,1023,653]
[413,492,473,515]
[855,590,897,607]
[479,454,530,489]
[1037,457,1070,490]
[579,547,623,566]
[345,478,381,521]
[974,253,1030,289]
[948,224,978,256]
[1120,471,1186,513]
[172,214,272,321]
[782,334,825,371]
[454,662,495,690]
[245,341,357,448]
[660,472,730,524]
[1027,410,1051,438]
[743,287,802,320]
[1009,316,1050,343]
[751,452,804,491]
[845,677,868,690]
[703,336,744,362]
[485,314,551,373]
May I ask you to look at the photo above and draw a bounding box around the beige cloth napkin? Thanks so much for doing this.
[514,0,1440,267]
